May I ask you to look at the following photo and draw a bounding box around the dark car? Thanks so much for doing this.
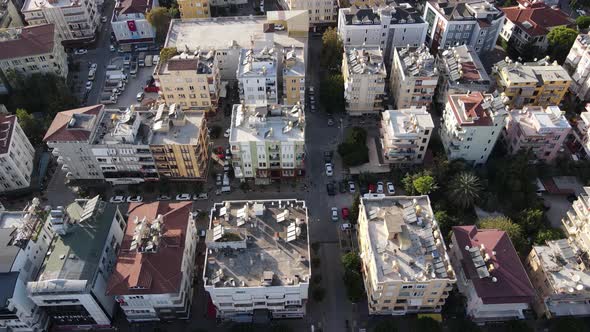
[339,181,346,193]
[327,182,336,196]
[324,151,333,163]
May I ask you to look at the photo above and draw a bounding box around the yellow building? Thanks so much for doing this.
[282,46,305,105]
[493,57,571,108]
[178,0,210,19]
[150,104,210,180]
[156,50,220,113]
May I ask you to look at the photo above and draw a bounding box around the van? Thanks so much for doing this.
[106,65,119,71]
[223,172,230,186]
[221,186,231,193]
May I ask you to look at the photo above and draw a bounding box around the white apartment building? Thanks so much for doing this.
[423,0,504,54]
[27,197,126,328]
[204,199,311,321]
[357,195,456,315]
[380,107,433,164]
[237,47,278,106]
[229,103,305,185]
[338,5,428,66]
[440,92,507,165]
[436,45,491,104]
[164,13,308,80]
[342,46,386,115]
[571,107,590,159]
[0,24,68,93]
[565,32,590,101]
[390,45,438,110]
[21,0,99,44]
[107,201,197,322]
[111,0,155,46]
[278,0,336,24]
[0,114,35,193]
[0,199,53,332]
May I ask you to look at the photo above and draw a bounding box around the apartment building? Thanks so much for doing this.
[111,0,156,46]
[570,108,590,159]
[229,103,305,184]
[500,2,572,54]
[423,0,504,54]
[163,12,308,80]
[390,45,438,110]
[0,24,68,92]
[282,46,305,105]
[107,201,197,322]
[562,187,590,257]
[450,225,535,323]
[0,0,24,29]
[177,0,209,18]
[342,46,386,116]
[27,197,126,328]
[156,50,220,113]
[380,107,434,164]
[440,92,507,165]
[278,0,336,24]
[504,105,571,162]
[565,32,590,101]
[357,195,456,315]
[0,114,35,193]
[237,47,279,106]
[436,45,491,104]
[21,0,99,44]
[149,104,210,181]
[44,105,159,184]
[337,5,428,65]
[493,58,571,108]
[0,199,53,332]
[208,0,246,7]
[204,199,311,321]
[526,239,590,318]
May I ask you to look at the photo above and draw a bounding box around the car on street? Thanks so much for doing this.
[136,91,144,101]
[85,81,93,90]
[376,181,384,194]
[109,196,126,203]
[89,63,97,70]
[74,48,88,55]
[387,182,395,195]
[215,146,225,159]
[310,104,316,112]
[127,196,143,203]
[325,163,333,177]
[109,44,116,52]
[324,151,333,163]
[156,195,171,201]
[328,118,334,126]
[339,181,346,193]
[216,173,222,186]
[348,181,356,193]
[224,128,231,138]
[101,16,108,22]
[327,182,335,196]
[341,207,349,219]
[223,160,231,172]
[176,193,192,201]
[308,86,314,95]
[340,223,352,231]
[331,207,339,221]
[194,193,209,200]
[368,183,376,193]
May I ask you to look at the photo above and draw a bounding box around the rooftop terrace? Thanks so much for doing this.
[150,104,204,145]
[438,45,490,85]
[229,103,304,143]
[237,47,278,78]
[509,105,570,135]
[90,107,153,146]
[396,45,437,78]
[533,239,590,294]
[382,107,434,138]
[493,57,571,84]
[282,46,305,77]
[158,49,216,75]
[344,46,386,76]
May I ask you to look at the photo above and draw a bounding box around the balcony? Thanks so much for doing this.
[61,165,69,171]
[51,149,60,157]
[57,156,65,164]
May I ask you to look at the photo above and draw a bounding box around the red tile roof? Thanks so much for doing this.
[0,24,57,61]
[449,92,493,126]
[502,2,573,36]
[106,201,193,296]
[115,0,153,15]
[43,105,102,142]
[0,115,16,155]
[452,225,535,304]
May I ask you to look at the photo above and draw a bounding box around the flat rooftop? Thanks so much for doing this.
[439,45,490,85]
[344,46,386,76]
[283,46,305,77]
[22,0,79,11]
[151,107,204,145]
[382,107,434,138]
[158,50,216,75]
[533,239,590,294]
[229,103,305,143]
[396,45,437,78]
[0,212,25,229]
[237,47,278,78]
[494,58,571,84]
[204,199,310,288]
[448,92,505,127]
[90,108,153,146]
[510,106,570,136]
[342,4,425,25]
[360,195,455,283]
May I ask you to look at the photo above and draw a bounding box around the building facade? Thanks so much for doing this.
[229,103,305,184]
[504,105,571,162]
[440,92,507,165]
[107,201,197,322]
[204,199,311,321]
[0,0,25,29]
[111,0,156,46]
[0,24,68,92]
[571,108,590,159]
[493,58,571,108]
[177,0,209,18]
[357,195,456,315]
[450,225,535,323]
[0,114,35,192]
[390,45,438,110]
[342,46,386,116]
[423,0,504,54]
[22,0,99,44]
[282,46,305,105]
[565,32,590,101]
[380,107,434,164]
[278,0,336,24]
[237,47,279,106]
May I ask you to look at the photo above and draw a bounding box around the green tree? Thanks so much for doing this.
[320,74,345,113]
[373,320,398,332]
[15,108,45,146]
[534,228,565,245]
[321,27,343,72]
[547,26,578,63]
[448,172,482,209]
[577,16,590,29]
[147,7,172,43]
[479,216,526,252]
[550,317,586,332]
[168,6,180,18]
[413,174,437,195]
[413,317,442,332]
[342,252,361,271]
[518,208,544,235]
[434,210,459,239]
[338,127,369,167]
[159,47,178,63]
[350,193,360,224]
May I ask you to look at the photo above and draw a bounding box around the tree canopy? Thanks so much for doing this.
[479,216,526,253]
[547,26,579,63]
[320,74,345,113]
[577,16,590,29]
[338,127,369,167]
[320,27,343,72]
[413,174,437,195]
[16,109,46,146]
[147,7,172,43]
[447,172,482,209]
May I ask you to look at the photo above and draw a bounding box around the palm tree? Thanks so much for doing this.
[448,172,482,209]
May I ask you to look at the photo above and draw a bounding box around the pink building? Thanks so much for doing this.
[504,105,571,162]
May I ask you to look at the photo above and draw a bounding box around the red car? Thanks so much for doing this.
[215,146,225,159]
[144,85,159,93]
[368,184,376,193]
[341,207,350,219]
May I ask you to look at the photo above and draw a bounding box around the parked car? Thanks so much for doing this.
[325,163,333,177]
[376,181,384,194]
[387,182,395,195]
[327,118,334,126]
[341,207,350,219]
[74,48,88,55]
[176,193,192,201]
[274,23,285,31]
[127,196,143,203]
[101,16,108,22]
[215,146,225,159]
[89,63,97,70]
[85,81,93,90]
[156,195,171,201]
[327,182,335,196]
[324,151,333,163]
[308,86,314,95]
[223,160,231,172]
[340,223,352,231]
[109,196,126,203]
[368,183,376,193]
[136,91,144,101]
[195,193,208,200]
[331,207,339,221]
[224,128,231,138]
[348,181,356,193]
[216,173,222,186]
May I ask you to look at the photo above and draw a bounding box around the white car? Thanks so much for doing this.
[327,118,334,126]
[340,223,352,231]
[308,86,314,95]
[387,182,395,195]
[109,45,116,52]
[176,193,192,201]
[85,81,93,90]
[194,193,208,200]
[101,16,108,23]
[109,196,126,203]
[156,195,171,201]
[127,196,143,203]
[325,163,333,177]
[331,207,338,221]
[74,49,88,55]
[377,181,384,194]
[274,23,285,31]
[224,128,231,138]
[89,63,97,70]
[348,181,356,193]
